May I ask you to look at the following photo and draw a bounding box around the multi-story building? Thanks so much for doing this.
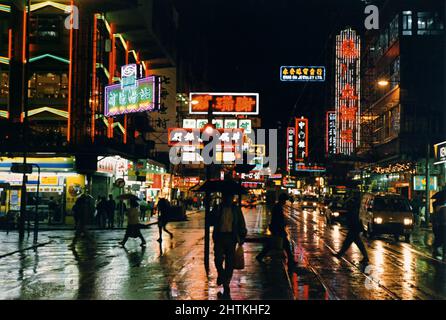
[359,0,445,199]
[0,0,178,223]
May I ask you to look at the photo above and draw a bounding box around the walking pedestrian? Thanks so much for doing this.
[334,194,369,264]
[119,198,146,247]
[47,196,57,224]
[117,200,127,228]
[256,193,297,270]
[139,198,148,222]
[156,197,173,242]
[210,191,247,299]
[432,199,446,260]
[106,194,116,229]
[70,192,95,248]
[96,196,108,229]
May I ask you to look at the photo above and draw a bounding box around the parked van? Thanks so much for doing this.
[359,193,414,242]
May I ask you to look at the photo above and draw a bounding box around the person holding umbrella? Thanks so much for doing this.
[431,190,446,260]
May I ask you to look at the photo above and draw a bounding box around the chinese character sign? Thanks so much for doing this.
[295,118,308,161]
[335,28,360,155]
[168,128,244,148]
[286,127,295,172]
[189,93,259,115]
[326,111,337,155]
[105,76,156,116]
[280,66,325,82]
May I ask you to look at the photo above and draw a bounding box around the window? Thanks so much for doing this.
[389,14,399,44]
[402,11,412,35]
[417,12,444,35]
[28,72,68,99]
[30,15,63,43]
[0,71,8,99]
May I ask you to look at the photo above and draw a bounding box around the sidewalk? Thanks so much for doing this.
[0,207,296,300]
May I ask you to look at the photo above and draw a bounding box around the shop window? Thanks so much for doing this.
[28,72,68,99]
[30,15,63,43]
[402,11,412,35]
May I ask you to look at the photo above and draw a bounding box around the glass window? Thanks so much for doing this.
[28,72,68,99]
[417,12,444,35]
[0,72,8,99]
[30,15,63,43]
[402,11,412,35]
[389,14,399,44]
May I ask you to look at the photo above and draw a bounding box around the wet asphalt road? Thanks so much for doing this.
[1,204,446,300]
[0,208,293,300]
[285,203,446,300]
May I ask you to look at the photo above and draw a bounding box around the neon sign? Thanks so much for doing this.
[326,111,337,155]
[335,28,361,155]
[280,66,325,82]
[287,127,295,172]
[295,117,308,161]
[105,76,157,116]
[189,93,259,115]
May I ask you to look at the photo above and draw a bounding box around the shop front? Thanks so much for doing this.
[0,157,84,224]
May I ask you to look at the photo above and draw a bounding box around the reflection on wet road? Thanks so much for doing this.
[285,203,446,300]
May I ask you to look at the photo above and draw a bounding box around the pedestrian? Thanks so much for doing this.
[117,200,127,228]
[210,191,247,299]
[96,196,108,229]
[139,198,148,222]
[70,192,95,248]
[157,197,173,242]
[411,195,422,226]
[147,198,154,220]
[432,199,446,260]
[119,198,146,247]
[333,194,369,264]
[256,193,297,270]
[47,196,57,224]
[106,194,116,229]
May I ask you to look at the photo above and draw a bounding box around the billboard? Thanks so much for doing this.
[286,127,295,172]
[168,128,244,148]
[295,117,308,161]
[189,93,259,115]
[280,66,325,82]
[105,76,157,116]
[326,111,337,155]
[335,28,361,155]
[434,141,446,165]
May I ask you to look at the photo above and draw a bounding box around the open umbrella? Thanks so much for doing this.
[117,193,139,201]
[431,189,446,201]
[190,179,248,195]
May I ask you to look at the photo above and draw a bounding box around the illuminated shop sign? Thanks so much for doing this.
[121,64,138,89]
[105,76,157,116]
[335,28,361,155]
[295,118,308,161]
[434,141,446,165]
[287,127,295,172]
[280,66,325,82]
[168,128,244,148]
[189,93,259,115]
[326,111,337,155]
[295,164,326,172]
[182,119,252,133]
[413,176,438,191]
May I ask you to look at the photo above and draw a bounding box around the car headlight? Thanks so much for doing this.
[404,218,413,226]
[333,212,340,217]
[374,217,383,224]
[324,206,328,209]
[303,202,308,206]
[313,202,317,206]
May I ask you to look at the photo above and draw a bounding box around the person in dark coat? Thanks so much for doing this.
[157,198,173,242]
[105,194,116,229]
[116,200,127,228]
[210,191,247,299]
[96,196,108,229]
[432,199,446,260]
[70,193,95,247]
[334,195,369,264]
[256,193,297,270]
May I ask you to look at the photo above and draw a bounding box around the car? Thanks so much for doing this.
[324,200,349,224]
[299,195,319,211]
[359,193,414,242]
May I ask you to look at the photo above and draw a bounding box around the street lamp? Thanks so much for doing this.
[377,79,390,87]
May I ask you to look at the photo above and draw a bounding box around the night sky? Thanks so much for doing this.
[177,0,367,163]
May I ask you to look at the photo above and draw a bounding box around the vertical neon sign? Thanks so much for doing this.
[335,28,360,155]
[286,127,295,173]
[295,117,308,162]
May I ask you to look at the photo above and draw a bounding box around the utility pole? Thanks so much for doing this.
[204,100,213,274]
[19,0,31,240]
[425,142,430,227]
